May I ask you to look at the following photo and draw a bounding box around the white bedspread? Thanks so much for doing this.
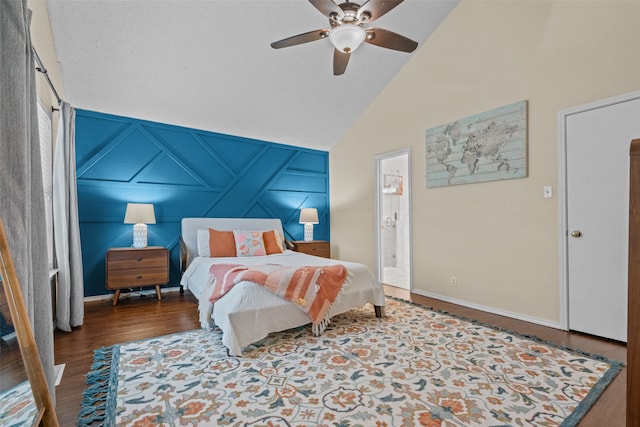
[180,250,385,356]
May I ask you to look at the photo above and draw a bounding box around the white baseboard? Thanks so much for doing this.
[54,363,65,386]
[411,288,564,331]
[83,286,183,303]
[84,286,561,331]
[1,331,17,342]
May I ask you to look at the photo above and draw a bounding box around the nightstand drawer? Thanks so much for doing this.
[107,249,167,270]
[106,268,169,288]
[292,241,330,258]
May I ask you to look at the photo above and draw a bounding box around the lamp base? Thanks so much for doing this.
[303,223,314,242]
[132,223,147,248]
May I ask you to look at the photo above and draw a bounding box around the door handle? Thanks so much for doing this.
[570,230,582,238]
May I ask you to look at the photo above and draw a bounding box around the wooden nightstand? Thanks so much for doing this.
[106,246,169,306]
[291,240,330,258]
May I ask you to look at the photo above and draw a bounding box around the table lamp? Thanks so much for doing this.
[299,208,319,242]
[124,203,156,248]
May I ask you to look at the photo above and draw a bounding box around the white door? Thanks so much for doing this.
[376,149,412,290]
[563,93,640,342]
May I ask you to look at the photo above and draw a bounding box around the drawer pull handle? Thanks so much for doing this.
[136,275,143,279]
[136,258,143,262]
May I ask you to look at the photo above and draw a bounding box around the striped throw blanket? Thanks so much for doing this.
[207,263,348,335]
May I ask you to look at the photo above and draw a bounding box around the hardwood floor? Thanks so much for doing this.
[54,291,201,426]
[53,287,627,426]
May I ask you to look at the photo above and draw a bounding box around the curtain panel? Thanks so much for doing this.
[53,102,84,331]
[0,0,56,398]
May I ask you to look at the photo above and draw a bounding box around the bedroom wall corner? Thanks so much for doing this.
[28,0,64,117]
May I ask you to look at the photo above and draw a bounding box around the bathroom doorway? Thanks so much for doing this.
[376,149,411,290]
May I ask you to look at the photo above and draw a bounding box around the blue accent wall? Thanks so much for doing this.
[75,110,329,297]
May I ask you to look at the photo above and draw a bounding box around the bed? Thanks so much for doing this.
[179,217,385,356]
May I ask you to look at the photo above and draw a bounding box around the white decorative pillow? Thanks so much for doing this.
[233,230,266,257]
[196,229,210,257]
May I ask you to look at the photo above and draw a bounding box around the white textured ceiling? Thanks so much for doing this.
[46,0,458,150]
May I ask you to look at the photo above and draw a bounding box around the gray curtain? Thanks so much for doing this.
[53,101,84,331]
[0,0,56,398]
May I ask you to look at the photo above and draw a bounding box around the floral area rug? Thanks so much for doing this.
[78,297,621,427]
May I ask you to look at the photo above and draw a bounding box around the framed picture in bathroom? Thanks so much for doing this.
[383,174,403,195]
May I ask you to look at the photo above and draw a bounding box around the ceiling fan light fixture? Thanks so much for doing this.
[329,24,366,53]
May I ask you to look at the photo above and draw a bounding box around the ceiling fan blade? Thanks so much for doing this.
[333,49,350,76]
[358,0,403,22]
[309,0,343,19]
[271,29,328,49]
[365,27,418,52]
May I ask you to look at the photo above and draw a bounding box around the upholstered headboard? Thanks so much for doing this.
[180,218,285,271]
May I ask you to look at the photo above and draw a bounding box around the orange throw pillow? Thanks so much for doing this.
[208,228,237,257]
[263,230,284,255]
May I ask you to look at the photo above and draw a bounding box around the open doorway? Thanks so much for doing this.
[376,149,412,290]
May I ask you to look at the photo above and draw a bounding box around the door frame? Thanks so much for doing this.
[375,147,413,290]
[558,89,640,331]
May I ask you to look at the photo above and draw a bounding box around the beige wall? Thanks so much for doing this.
[330,0,640,324]
[28,0,63,115]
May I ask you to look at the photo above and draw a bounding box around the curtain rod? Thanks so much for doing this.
[32,47,62,108]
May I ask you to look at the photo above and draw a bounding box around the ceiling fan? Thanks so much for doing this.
[270,0,418,76]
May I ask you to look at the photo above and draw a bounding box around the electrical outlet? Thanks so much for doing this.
[450,276,457,286]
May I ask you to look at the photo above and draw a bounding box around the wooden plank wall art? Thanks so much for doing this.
[425,100,528,188]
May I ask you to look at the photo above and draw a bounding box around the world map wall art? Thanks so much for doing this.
[425,100,528,188]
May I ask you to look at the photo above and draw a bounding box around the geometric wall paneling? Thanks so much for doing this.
[287,151,328,173]
[74,113,130,167]
[197,133,266,175]
[270,171,327,193]
[77,126,161,182]
[75,110,330,296]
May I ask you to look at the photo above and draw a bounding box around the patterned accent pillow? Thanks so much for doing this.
[233,230,266,257]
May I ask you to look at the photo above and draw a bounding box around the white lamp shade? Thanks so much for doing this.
[124,203,156,225]
[329,24,366,53]
[299,208,319,224]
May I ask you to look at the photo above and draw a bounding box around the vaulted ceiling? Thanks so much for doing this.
[46,0,458,150]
